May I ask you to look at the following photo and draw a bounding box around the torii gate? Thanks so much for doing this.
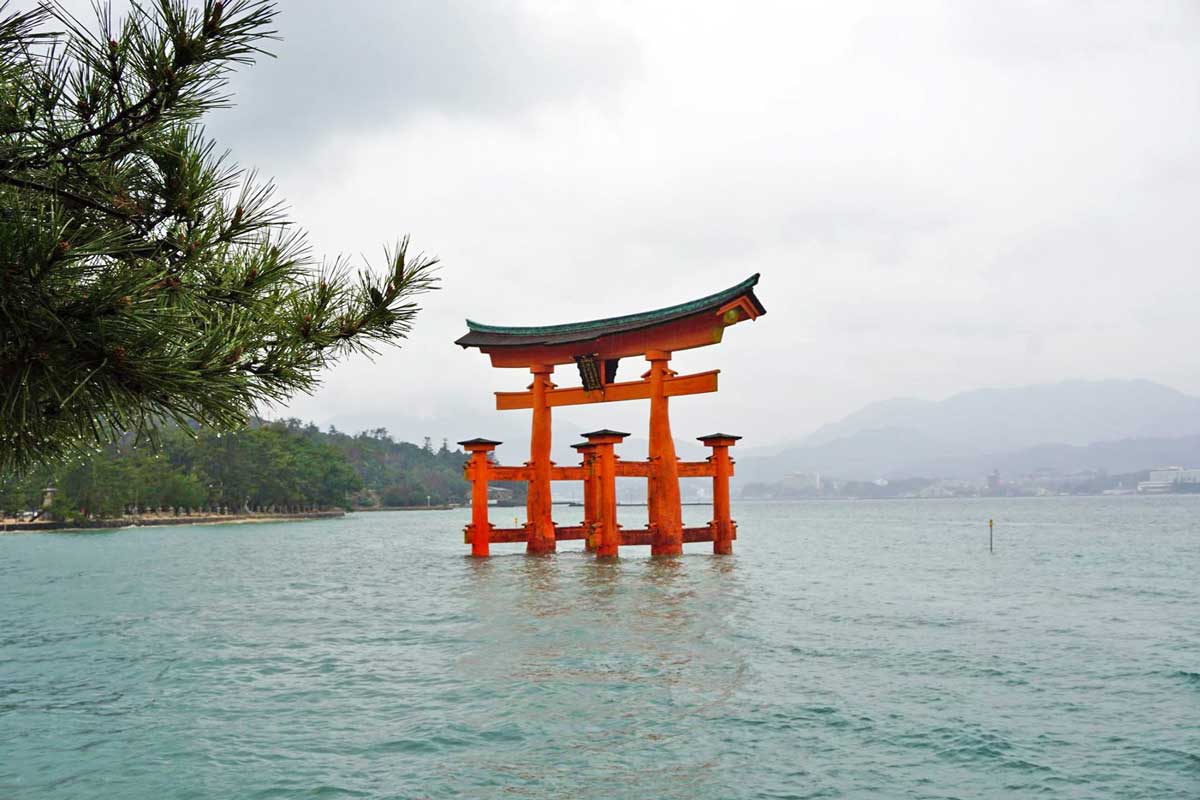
[455,274,766,557]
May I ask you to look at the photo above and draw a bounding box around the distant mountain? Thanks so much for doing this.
[736,379,1200,482]
[804,379,1200,452]
[735,427,970,483]
[904,435,1200,481]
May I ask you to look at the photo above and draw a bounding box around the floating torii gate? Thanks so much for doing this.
[455,274,766,557]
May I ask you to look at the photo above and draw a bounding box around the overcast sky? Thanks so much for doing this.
[61,1,1200,453]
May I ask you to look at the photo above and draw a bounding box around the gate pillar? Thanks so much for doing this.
[459,438,501,557]
[584,430,628,558]
[699,434,740,555]
[646,350,683,556]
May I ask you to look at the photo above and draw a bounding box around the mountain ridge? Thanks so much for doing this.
[803,379,1200,450]
[736,379,1200,482]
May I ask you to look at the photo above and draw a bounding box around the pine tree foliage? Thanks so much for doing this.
[0,1,439,475]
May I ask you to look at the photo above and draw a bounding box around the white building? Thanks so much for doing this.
[1138,467,1200,494]
[1148,467,1200,484]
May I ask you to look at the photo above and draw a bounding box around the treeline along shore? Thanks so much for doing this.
[1,509,346,533]
[1,420,528,527]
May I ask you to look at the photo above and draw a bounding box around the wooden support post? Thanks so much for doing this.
[646,350,683,556]
[699,434,740,555]
[459,438,501,557]
[526,365,556,554]
[572,442,600,551]
[584,430,628,558]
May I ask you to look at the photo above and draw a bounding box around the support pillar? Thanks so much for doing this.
[584,430,628,558]
[526,365,556,554]
[572,442,600,551]
[700,434,740,555]
[645,350,682,556]
[459,438,501,557]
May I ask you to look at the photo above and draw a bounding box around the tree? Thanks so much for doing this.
[186,422,362,510]
[0,1,439,476]
[380,477,425,508]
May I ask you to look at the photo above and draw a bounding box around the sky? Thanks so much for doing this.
[58,1,1200,457]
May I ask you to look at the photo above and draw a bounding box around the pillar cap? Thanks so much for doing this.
[582,429,630,439]
[698,433,741,443]
[583,429,630,445]
[570,441,598,450]
[458,437,502,451]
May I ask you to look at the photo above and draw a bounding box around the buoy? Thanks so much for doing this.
[989,519,994,554]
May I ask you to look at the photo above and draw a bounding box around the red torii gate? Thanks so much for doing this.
[455,274,766,557]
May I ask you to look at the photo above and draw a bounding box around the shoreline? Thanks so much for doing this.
[352,505,459,512]
[1,509,345,534]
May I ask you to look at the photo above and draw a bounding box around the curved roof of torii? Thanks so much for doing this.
[455,274,765,350]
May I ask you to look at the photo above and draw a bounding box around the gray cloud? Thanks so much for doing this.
[207,0,641,157]
[40,2,1200,448]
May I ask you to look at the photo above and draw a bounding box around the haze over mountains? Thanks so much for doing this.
[735,380,1200,483]
[284,378,1200,485]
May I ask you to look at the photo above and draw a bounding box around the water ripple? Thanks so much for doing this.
[1,499,1198,798]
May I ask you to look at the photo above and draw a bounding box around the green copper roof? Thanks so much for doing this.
[456,274,764,349]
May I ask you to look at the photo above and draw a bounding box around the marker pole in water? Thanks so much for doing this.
[989,519,994,554]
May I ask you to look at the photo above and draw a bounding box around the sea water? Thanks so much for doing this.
[1,497,1197,799]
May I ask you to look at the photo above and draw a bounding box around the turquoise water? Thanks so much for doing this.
[1,498,1197,799]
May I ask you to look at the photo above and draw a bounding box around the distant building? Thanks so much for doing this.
[1148,467,1200,484]
[1138,466,1200,494]
[782,472,821,492]
[917,479,978,498]
[487,486,514,505]
[1024,468,1105,491]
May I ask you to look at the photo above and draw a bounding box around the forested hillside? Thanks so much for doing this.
[275,420,486,508]
[0,420,493,522]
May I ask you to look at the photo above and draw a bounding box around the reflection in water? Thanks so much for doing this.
[575,558,624,615]
[516,553,562,615]
[705,553,739,579]
[455,550,750,798]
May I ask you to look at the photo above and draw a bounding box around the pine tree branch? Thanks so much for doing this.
[0,2,438,477]
[0,171,131,218]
